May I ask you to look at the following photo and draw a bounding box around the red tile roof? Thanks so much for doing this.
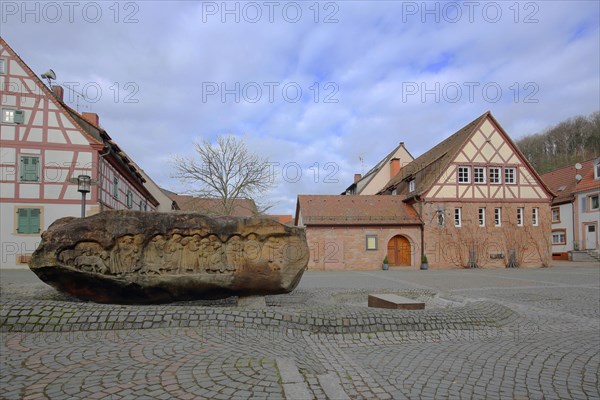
[541,158,598,204]
[170,195,258,217]
[265,215,294,225]
[296,195,422,226]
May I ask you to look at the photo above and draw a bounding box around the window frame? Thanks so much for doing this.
[113,177,119,199]
[126,190,133,208]
[16,207,42,235]
[494,208,502,227]
[552,229,567,245]
[517,207,524,227]
[458,166,470,184]
[532,208,539,227]
[408,179,415,193]
[366,235,378,251]
[2,108,16,124]
[0,58,6,74]
[595,161,600,180]
[20,155,40,182]
[504,167,517,184]
[474,166,486,184]
[489,167,501,185]
[478,208,486,227]
[454,208,462,227]
[551,207,560,223]
[590,195,599,211]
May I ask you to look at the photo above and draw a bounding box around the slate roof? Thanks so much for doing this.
[295,195,422,226]
[541,158,599,204]
[170,195,258,217]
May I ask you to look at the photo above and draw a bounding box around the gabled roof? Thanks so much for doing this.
[381,112,489,196]
[343,142,413,195]
[265,214,294,225]
[1,36,159,207]
[0,36,101,147]
[541,158,598,204]
[380,111,554,200]
[572,157,600,194]
[170,195,258,217]
[295,195,422,226]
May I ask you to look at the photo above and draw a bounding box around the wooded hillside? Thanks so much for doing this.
[516,111,600,174]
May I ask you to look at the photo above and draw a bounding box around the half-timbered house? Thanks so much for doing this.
[0,37,159,268]
[296,111,554,269]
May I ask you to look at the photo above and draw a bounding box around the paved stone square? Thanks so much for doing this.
[1,262,599,399]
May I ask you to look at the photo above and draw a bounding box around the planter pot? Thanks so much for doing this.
[420,263,429,270]
[382,263,389,270]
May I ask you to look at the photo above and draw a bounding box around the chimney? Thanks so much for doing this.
[354,173,362,183]
[390,158,401,179]
[82,112,99,127]
[52,85,64,101]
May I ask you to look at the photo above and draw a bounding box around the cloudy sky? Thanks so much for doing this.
[3,1,599,214]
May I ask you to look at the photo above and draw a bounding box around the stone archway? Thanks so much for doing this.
[387,235,411,266]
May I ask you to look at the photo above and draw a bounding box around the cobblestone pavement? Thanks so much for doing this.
[1,263,599,399]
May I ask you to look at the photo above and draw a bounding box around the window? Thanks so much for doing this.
[504,167,516,184]
[551,207,560,223]
[474,167,486,184]
[478,208,486,227]
[552,229,566,245]
[391,189,397,195]
[517,207,524,227]
[595,161,600,180]
[366,235,378,250]
[408,179,415,192]
[1,108,24,124]
[489,167,501,184]
[0,58,6,74]
[454,208,462,227]
[591,195,599,211]
[20,156,39,182]
[17,208,41,234]
[113,177,119,199]
[494,208,502,227]
[458,166,470,183]
[126,191,133,208]
[532,208,539,226]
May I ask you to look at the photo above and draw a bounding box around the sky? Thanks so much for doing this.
[2,0,599,214]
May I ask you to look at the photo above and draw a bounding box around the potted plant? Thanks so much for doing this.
[420,254,429,270]
[382,255,389,270]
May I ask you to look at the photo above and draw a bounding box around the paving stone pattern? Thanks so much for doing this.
[1,265,599,399]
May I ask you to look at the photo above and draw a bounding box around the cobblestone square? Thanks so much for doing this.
[1,262,599,399]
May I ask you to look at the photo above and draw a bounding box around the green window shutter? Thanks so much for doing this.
[17,209,28,233]
[29,209,41,233]
[16,208,40,234]
[21,156,39,182]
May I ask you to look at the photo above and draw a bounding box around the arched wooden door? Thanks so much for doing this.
[387,235,411,266]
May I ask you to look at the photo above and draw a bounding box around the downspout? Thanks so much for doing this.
[97,145,111,212]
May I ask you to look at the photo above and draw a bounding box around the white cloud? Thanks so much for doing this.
[3,0,598,215]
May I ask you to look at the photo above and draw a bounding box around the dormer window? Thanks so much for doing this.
[595,160,600,180]
[408,179,415,192]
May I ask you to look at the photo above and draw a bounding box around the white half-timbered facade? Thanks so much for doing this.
[0,36,159,268]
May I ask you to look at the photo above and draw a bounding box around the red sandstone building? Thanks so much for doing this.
[296,112,554,269]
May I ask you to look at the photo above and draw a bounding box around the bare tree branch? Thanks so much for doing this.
[172,136,276,216]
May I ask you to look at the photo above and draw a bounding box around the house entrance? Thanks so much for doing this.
[387,235,411,266]
[585,224,597,250]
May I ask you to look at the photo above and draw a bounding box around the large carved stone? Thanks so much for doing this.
[29,211,309,304]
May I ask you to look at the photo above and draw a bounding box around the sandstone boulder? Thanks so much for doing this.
[29,211,309,304]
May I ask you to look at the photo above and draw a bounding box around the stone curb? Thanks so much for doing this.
[0,299,517,334]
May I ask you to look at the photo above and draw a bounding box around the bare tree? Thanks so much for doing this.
[172,136,275,216]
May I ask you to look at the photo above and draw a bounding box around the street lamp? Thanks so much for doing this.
[77,174,91,218]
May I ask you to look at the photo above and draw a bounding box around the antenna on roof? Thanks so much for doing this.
[40,69,56,88]
[575,163,582,170]
[575,174,583,182]
[359,154,365,175]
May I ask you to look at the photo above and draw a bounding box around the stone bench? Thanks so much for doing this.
[368,294,425,310]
